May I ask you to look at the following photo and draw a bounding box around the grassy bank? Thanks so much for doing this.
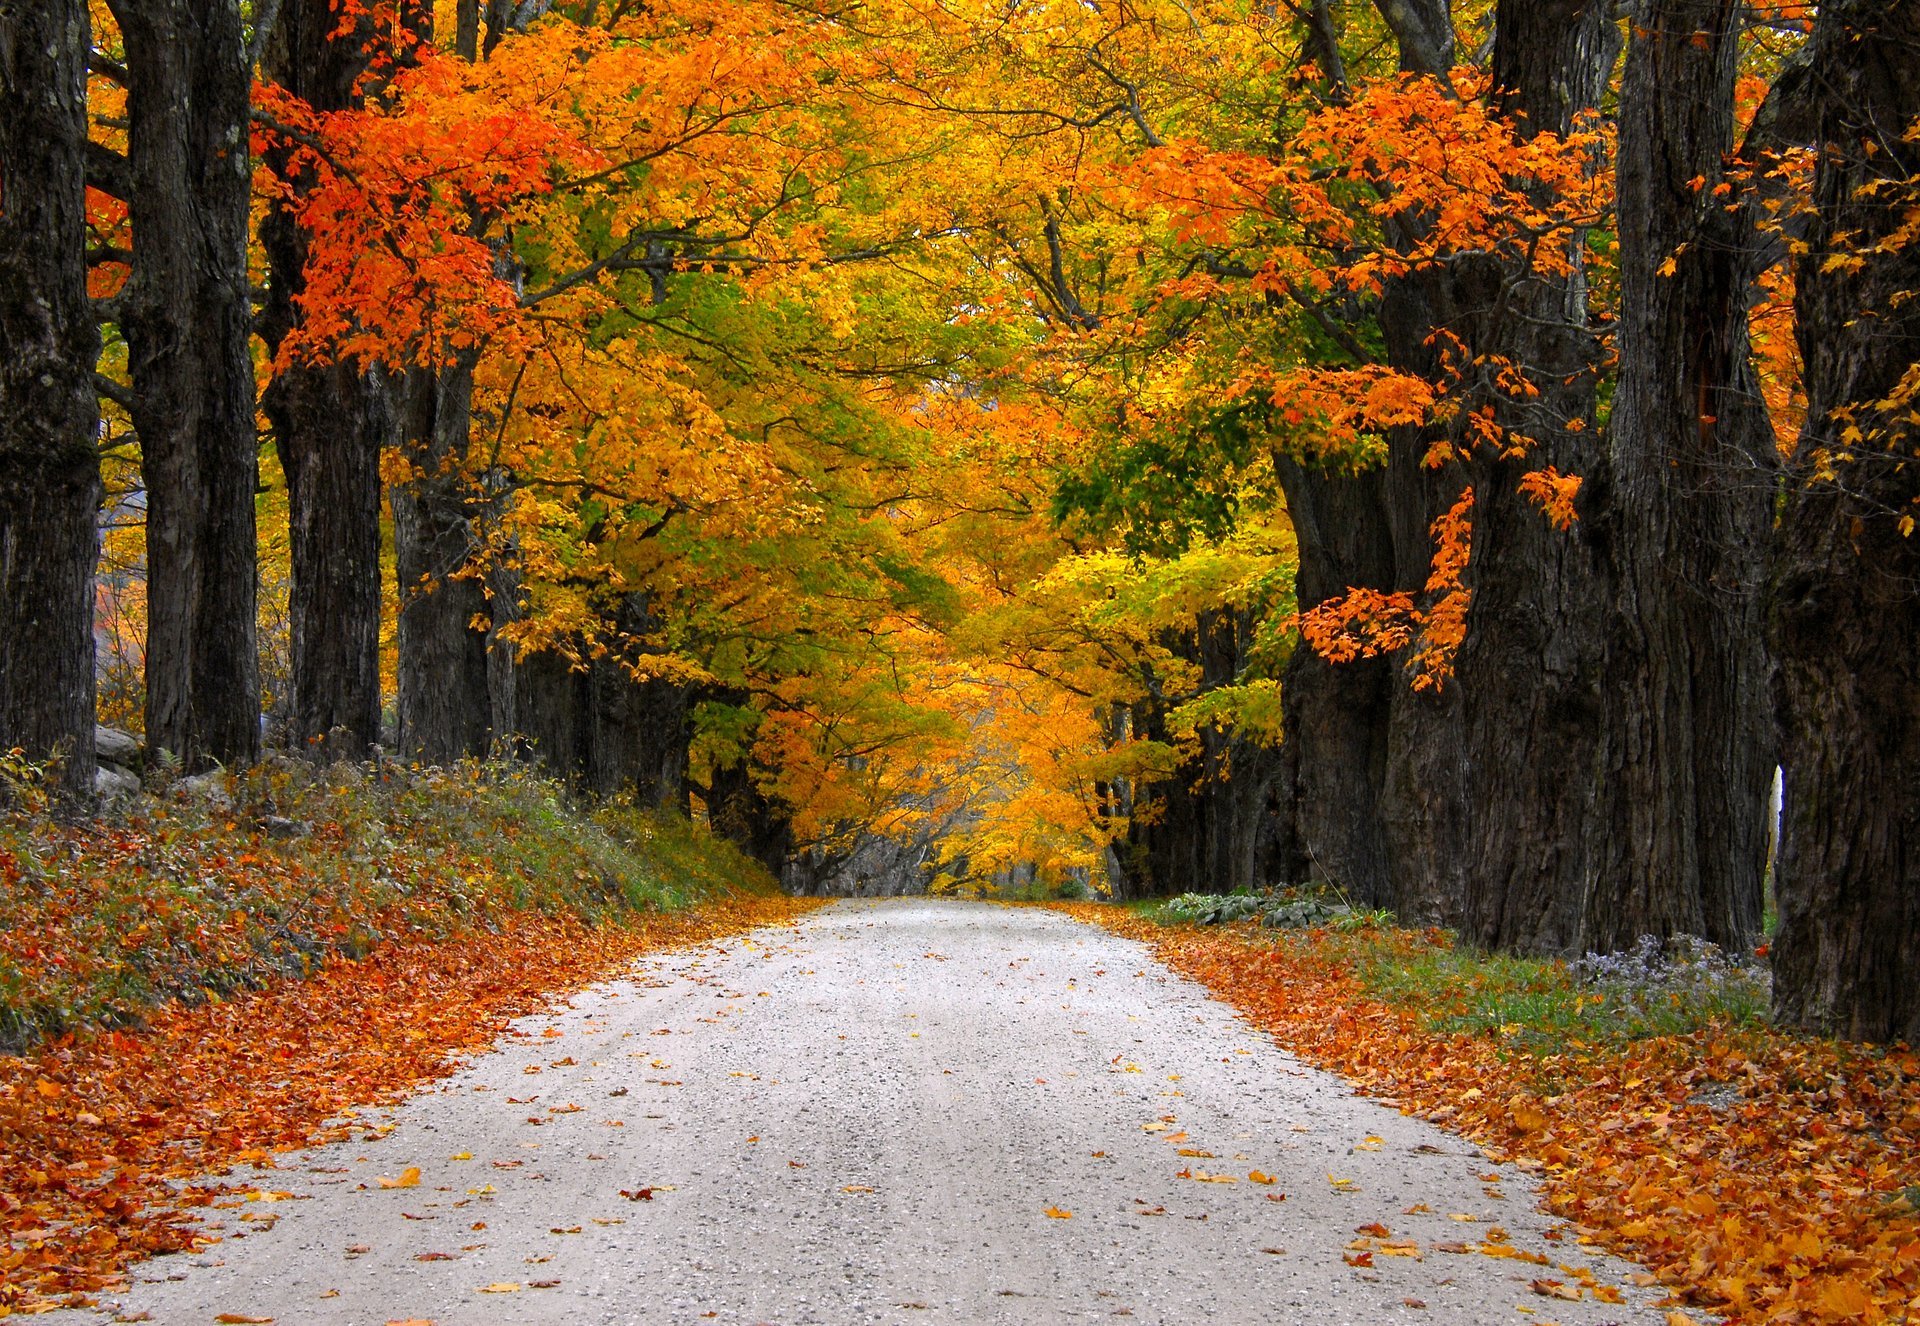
[0,759,819,1313]
[0,758,777,1052]
[1065,899,1920,1326]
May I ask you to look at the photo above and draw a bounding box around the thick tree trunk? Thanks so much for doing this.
[1274,458,1396,904]
[392,360,495,763]
[113,0,261,770]
[584,597,692,810]
[258,0,390,760]
[1595,0,1774,951]
[1768,0,1920,1043]
[503,600,694,809]
[1445,0,1622,951]
[0,0,101,798]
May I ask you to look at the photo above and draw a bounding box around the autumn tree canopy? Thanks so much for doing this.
[2,0,1917,1041]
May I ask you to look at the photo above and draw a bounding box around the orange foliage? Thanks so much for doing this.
[1298,487,1474,690]
[1061,908,1920,1326]
[0,896,822,1314]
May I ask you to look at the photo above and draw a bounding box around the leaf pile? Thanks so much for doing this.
[1062,906,1920,1326]
[0,894,822,1314]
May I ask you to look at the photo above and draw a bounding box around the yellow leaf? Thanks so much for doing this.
[477,1283,522,1294]
[1248,1170,1277,1185]
[34,1078,61,1100]
[1816,1280,1874,1318]
[377,1167,422,1190]
[1043,1206,1073,1219]
[840,1185,874,1194]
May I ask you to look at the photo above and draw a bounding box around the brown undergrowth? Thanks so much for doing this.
[1058,905,1920,1326]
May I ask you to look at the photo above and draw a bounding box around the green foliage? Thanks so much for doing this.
[1153,885,1363,929]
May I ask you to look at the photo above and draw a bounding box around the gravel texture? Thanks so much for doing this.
[87,898,1672,1325]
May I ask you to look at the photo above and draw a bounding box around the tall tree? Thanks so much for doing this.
[1446,0,1620,950]
[1599,0,1775,948]
[259,0,392,761]
[1769,0,1920,1042]
[0,0,102,796]
[110,0,260,769]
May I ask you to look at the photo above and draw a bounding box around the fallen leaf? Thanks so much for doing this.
[477,1283,522,1294]
[1043,1206,1073,1219]
[1530,1279,1582,1301]
[1248,1170,1277,1185]
[376,1166,422,1190]
[214,1317,274,1324]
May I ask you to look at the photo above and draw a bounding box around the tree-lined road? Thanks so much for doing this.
[91,901,1664,1325]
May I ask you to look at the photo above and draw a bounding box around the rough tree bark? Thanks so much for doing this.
[503,595,693,809]
[259,0,391,760]
[1445,0,1622,951]
[392,359,496,763]
[1768,0,1920,1043]
[1273,461,1397,904]
[0,0,102,796]
[1593,0,1774,950]
[111,0,261,769]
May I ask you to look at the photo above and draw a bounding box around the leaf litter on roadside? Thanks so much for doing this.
[1058,905,1920,1326]
[0,897,823,1314]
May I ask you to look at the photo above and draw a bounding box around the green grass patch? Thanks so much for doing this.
[1128,894,1771,1051]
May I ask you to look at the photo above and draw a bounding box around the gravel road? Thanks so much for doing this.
[88,899,1671,1325]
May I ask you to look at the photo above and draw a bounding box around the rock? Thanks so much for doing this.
[94,725,142,767]
[261,815,311,840]
[93,762,142,800]
[176,769,234,810]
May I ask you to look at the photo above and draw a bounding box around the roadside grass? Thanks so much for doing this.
[1133,894,1771,1051]
[0,758,779,1052]
[0,758,816,1314]
[1069,901,1920,1326]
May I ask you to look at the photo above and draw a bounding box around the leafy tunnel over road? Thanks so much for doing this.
[84,900,1669,1325]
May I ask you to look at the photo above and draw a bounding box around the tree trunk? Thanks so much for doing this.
[113,0,261,770]
[392,360,495,763]
[1768,0,1920,1043]
[1443,0,1622,950]
[1274,460,1397,905]
[0,0,101,798]
[708,755,794,879]
[501,601,694,810]
[584,597,692,811]
[1595,0,1774,951]
[259,0,390,761]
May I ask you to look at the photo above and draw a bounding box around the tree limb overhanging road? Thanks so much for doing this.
[90,901,1668,1325]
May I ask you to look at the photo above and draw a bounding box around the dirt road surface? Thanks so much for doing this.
[86,899,1669,1325]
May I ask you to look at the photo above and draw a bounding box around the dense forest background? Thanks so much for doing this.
[1,0,1917,1041]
